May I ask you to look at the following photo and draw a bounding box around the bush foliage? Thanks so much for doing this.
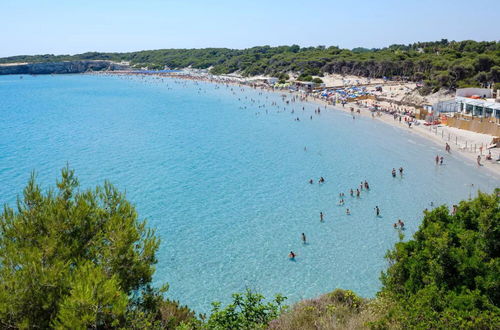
[379,189,500,328]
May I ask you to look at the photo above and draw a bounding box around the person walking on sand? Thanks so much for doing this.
[435,155,439,165]
[477,155,482,166]
[445,142,451,153]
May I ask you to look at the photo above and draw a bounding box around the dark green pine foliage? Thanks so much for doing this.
[0,167,165,328]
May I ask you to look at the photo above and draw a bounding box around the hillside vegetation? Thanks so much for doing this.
[0,168,498,329]
[1,40,499,93]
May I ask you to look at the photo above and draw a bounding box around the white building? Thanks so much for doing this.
[435,88,500,119]
[456,97,500,119]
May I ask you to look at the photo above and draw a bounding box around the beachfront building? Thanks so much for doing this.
[435,88,500,120]
[456,97,500,119]
[433,88,500,136]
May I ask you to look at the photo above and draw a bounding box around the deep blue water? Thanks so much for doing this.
[0,74,497,313]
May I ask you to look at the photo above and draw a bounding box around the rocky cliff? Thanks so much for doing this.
[0,60,129,75]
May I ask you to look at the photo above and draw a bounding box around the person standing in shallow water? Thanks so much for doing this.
[375,206,380,216]
[289,251,296,260]
[301,233,307,244]
[320,212,324,222]
[399,167,403,177]
[392,168,396,177]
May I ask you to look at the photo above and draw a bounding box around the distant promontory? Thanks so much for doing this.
[0,60,128,75]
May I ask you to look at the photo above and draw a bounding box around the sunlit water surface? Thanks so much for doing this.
[0,74,497,313]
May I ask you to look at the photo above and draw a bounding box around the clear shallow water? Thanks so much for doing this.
[0,74,497,313]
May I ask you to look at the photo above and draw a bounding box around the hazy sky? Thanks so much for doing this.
[1,0,499,57]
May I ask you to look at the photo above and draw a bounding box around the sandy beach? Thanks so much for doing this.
[94,70,500,179]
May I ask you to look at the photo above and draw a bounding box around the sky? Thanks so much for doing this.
[1,0,499,57]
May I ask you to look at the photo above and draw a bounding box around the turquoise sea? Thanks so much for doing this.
[0,74,497,313]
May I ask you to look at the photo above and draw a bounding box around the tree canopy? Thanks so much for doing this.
[379,189,500,328]
[1,40,499,93]
[0,167,197,329]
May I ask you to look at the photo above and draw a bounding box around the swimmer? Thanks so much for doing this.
[364,181,370,190]
[301,233,307,244]
[346,208,351,215]
[289,251,296,259]
[309,179,313,184]
[319,177,325,183]
[393,223,398,229]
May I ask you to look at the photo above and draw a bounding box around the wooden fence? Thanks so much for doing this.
[446,116,500,136]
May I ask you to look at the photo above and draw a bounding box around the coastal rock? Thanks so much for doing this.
[0,60,129,75]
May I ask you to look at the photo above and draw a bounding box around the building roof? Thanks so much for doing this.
[457,97,500,110]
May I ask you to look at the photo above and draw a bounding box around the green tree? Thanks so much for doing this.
[207,289,287,330]
[380,190,500,328]
[53,262,128,329]
[0,167,185,328]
